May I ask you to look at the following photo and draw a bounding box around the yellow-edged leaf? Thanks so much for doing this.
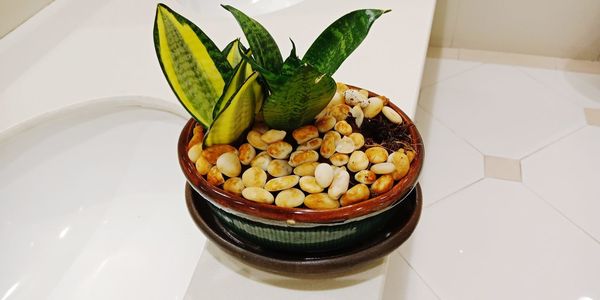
[204,72,262,147]
[153,4,232,127]
[212,50,255,118]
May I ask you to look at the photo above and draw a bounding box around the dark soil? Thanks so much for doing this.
[360,114,414,153]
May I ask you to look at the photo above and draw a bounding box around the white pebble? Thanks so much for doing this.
[315,163,334,188]
[216,152,242,177]
[382,106,403,124]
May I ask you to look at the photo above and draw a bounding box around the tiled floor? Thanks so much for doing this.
[384,58,600,300]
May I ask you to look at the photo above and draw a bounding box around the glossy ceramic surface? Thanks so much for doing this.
[185,183,422,274]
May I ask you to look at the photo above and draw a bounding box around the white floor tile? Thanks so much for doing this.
[400,179,600,300]
[420,58,482,88]
[415,107,483,205]
[522,126,600,242]
[381,250,439,300]
[419,63,586,158]
[520,67,600,108]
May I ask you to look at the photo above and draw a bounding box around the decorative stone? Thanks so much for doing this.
[247,130,269,150]
[264,175,300,192]
[316,116,336,133]
[315,163,334,188]
[267,159,293,177]
[348,151,369,172]
[328,104,351,121]
[250,151,272,171]
[242,166,267,188]
[195,155,212,176]
[328,168,350,199]
[304,193,340,210]
[355,170,377,184]
[187,144,202,162]
[202,144,238,164]
[261,129,287,144]
[334,120,353,136]
[320,131,340,158]
[349,132,365,149]
[371,162,396,175]
[216,152,242,177]
[242,187,274,204]
[350,105,364,127]
[275,188,305,208]
[391,150,410,180]
[382,106,403,124]
[340,183,370,206]
[297,138,322,151]
[344,89,369,107]
[267,141,293,159]
[293,162,319,176]
[299,176,324,193]
[365,147,388,163]
[363,97,384,118]
[238,143,256,165]
[292,125,319,144]
[223,177,245,195]
[330,153,349,166]
[335,136,355,154]
[207,166,225,186]
[371,174,394,195]
[289,150,319,167]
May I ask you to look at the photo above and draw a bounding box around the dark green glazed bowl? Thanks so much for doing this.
[178,91,424,253]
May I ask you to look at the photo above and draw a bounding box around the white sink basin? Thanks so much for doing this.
[0,100,204,300]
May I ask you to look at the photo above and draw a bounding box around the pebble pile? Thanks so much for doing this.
[187,83,416,210]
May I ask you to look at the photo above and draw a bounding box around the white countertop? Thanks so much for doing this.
[0,0,435,299]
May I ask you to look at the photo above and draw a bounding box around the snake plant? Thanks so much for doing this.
[153,3,388,145]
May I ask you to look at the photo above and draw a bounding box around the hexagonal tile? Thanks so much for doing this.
[522,126,600,241]
[400,179,600,300]
[419,64,586,159]
[415,107,483,206]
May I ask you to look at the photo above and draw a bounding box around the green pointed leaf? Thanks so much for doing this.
[212,49,255,118]
[303,9,390,76]
[222,39,247,67]
[204,72,262,147]
[262,65,336,130]
[153,3,233,127]
[222,5,283,72]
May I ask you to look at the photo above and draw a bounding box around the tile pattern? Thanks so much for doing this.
[419,63,586,158]
[522,126,600,242]
[414,107,483,206]
[585,108,600,126]
[400,179,600,300]
[387,58,600,299]
[484,155,521,182]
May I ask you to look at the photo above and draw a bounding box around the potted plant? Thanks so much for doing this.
[155,4,424,252]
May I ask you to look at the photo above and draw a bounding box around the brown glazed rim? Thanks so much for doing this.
[178,85,424,224]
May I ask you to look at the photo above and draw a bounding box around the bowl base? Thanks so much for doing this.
[185,183,422,275]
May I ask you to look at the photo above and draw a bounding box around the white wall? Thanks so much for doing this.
[0,0,54,37]
[430,0,600,61]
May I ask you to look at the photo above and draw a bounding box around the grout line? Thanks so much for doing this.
[519,124,587,161]
[416,103,486,158]
[420,59,484,89]
[515,67,597,109]
[522,183,600,246]
[396,253,443,300]
[425,177,485,209]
